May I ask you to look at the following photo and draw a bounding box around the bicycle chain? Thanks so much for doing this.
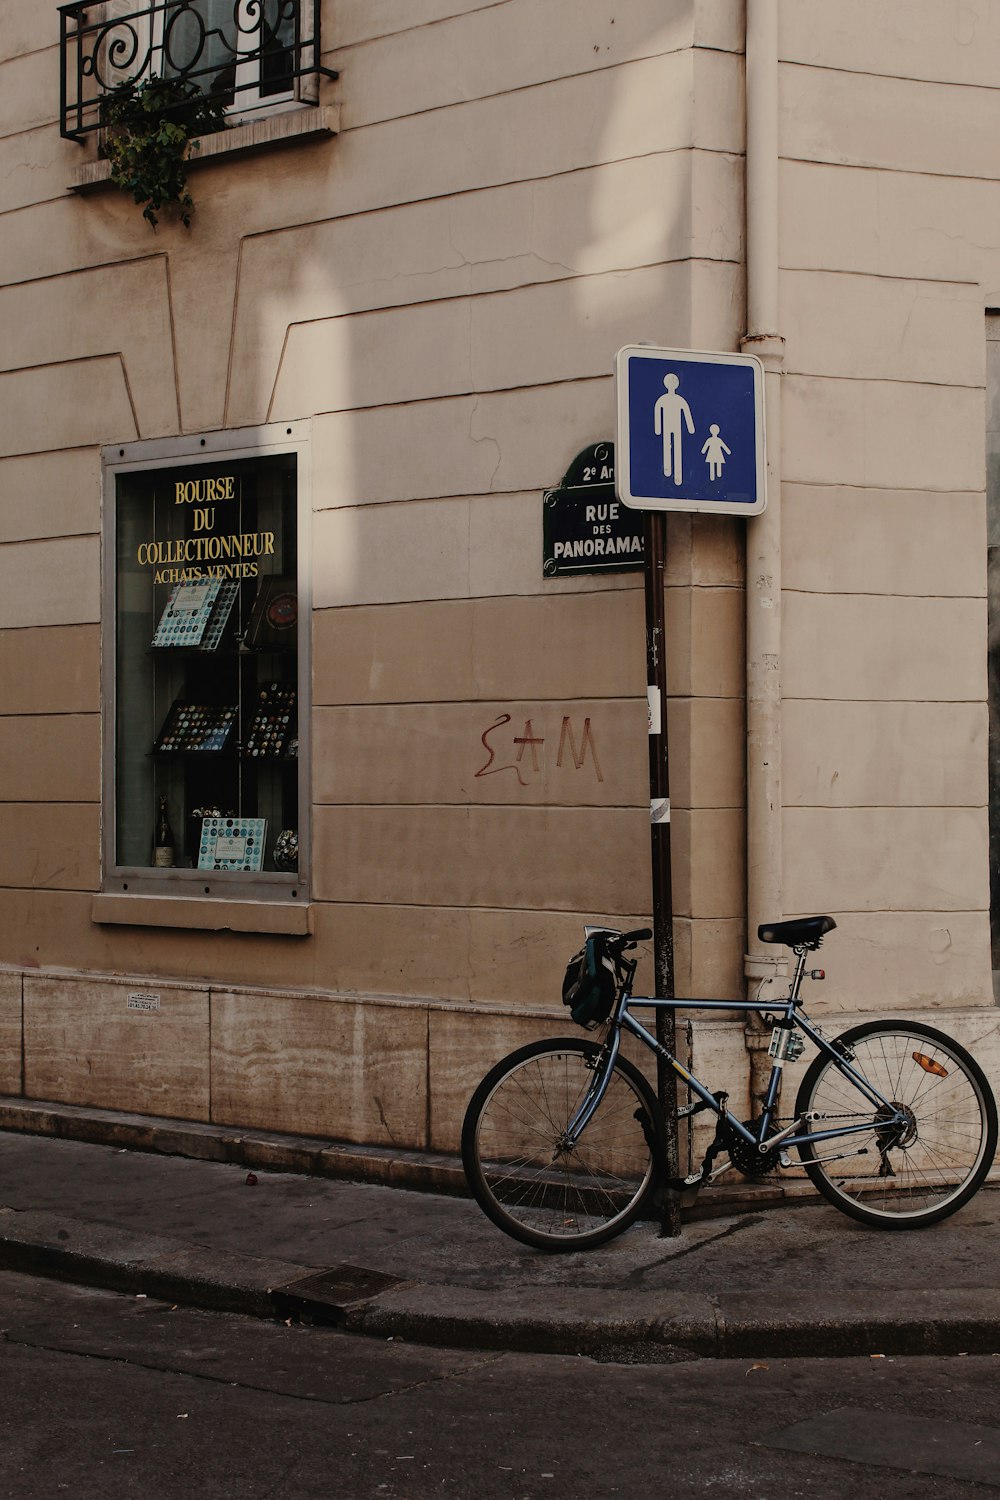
[724,1111,876,1178]
[671,1109,879,1191]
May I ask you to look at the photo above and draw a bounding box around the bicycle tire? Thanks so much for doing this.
[461,1037,661,1251]
[795,1019,997,1228]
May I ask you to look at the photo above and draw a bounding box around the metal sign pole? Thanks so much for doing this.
[616,342,766,1238]
[643,510,682,1237]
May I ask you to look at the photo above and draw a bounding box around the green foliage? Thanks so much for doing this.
[102,76,228,228]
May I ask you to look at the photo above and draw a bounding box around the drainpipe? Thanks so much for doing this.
[740,0,786,1115]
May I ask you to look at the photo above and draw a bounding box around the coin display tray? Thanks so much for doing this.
[245,683,296,759]
[151,579,222,649]
[154,702,238,754]
[198,579,240,651]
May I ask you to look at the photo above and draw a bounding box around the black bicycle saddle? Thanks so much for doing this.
[757,915,836,949]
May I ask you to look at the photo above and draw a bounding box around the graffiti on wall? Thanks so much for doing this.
[475,714,604,788]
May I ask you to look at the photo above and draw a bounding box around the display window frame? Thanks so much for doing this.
[100,422,311,907]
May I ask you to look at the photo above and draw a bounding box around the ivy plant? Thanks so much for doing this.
[102,76,228,228]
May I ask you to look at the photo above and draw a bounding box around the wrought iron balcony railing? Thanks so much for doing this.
[60,0,336,141]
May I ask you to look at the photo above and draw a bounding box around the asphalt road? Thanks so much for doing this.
[5,1124,1000,1361]
[3,1270,1000,1498]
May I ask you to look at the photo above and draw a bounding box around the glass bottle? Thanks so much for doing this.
[153,794,175,868]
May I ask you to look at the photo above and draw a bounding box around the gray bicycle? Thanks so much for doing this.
[461,917,999,1251]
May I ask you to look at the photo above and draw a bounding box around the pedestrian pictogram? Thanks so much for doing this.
[653,374,695,484]
[701,425,731,481]
[615,346,766,514]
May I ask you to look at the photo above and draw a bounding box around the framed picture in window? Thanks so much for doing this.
[197,816,267,872]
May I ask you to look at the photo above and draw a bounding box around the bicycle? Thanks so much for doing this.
[461,916,999,1251]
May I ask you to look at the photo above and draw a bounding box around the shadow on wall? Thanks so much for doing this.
[219,0,747,1005]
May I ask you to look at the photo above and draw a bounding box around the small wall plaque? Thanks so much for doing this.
[127,992,160,1012]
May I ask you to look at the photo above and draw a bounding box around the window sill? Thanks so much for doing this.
[68,103,340,196]
[92,893,312,936]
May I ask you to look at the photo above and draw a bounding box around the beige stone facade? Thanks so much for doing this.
[1,0,998,1149]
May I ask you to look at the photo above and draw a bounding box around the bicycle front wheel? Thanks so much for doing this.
[461,1037,660,1251]
[795,1020,997,1228]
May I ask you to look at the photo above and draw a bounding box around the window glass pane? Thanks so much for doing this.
[162,0,235,96]
[114,452,298,875]
[160,1,296,103]
[260,0,297,98]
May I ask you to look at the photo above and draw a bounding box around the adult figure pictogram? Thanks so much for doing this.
[653,373,695,485]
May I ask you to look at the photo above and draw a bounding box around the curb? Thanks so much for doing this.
[0,1206,318,1319]
[3,1204,1000,1360]
[0,1096,815,1222]
[0,1096,470,1196]
[344,1287,1000,1361]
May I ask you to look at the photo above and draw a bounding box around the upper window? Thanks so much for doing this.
[60,0,328,140]
[159,0,297,111]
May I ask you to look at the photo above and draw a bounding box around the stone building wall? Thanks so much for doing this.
[0,1,997,1146]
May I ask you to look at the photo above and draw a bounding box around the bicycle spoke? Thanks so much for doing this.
[464,1040,657,1247]
[796,1022,996,1226]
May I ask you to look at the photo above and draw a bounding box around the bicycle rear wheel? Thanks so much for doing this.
[461,1037,660,1251]
[795,1020,997,1228]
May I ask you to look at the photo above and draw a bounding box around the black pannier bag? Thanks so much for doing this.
[561,934,617,1028]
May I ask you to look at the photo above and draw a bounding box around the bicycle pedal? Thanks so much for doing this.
[674,1171,704,1207]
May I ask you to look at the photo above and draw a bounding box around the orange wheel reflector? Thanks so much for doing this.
[912,1051,949,1078]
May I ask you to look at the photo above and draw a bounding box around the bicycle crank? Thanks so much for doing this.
[725,1119,785,1177]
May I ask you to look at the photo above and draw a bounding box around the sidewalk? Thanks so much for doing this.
[1,1097,999,1360]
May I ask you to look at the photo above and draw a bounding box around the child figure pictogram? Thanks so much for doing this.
[701,424,731,481]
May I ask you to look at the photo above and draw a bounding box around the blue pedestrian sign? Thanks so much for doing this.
[615,345,766,514]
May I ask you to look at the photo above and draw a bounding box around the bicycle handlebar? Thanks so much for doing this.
[602,924,656,948]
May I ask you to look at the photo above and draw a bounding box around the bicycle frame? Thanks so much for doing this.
[564,946,912,1166]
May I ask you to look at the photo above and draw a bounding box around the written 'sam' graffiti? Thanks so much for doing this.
[476,715,604,788]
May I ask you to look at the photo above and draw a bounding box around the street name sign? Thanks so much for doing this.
[615,345,766,514]
[542,441,644,576]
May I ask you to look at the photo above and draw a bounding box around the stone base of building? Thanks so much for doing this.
[1,967,998,1159]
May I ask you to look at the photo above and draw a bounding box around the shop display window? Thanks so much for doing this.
[103,430,307,899]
